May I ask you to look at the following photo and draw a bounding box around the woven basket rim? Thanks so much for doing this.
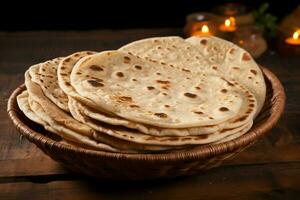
[7,66,286,163]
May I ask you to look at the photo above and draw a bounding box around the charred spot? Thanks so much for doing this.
[162,86,169,90]
[87,80,104,87]
[90,65,104,71]
[200,39,207,45]
[74,53,80,57]
[134,65,142,70]
[161,62,166,65]
[162,93,168,96]
[61,66,66,70]
[248,76,252,79]
[164,105,170,108]
[157,46,162,49]
[156,72,161,75]
[182,68,191,72]
[65,58,71,62]
[212,65,218,70]
[249,103,255,108]
[147,86,155,90]
[130,104,140,108]
[60,73,67,76]
[118,96,133,102]
[195,86,201,90]
[87,52,94,55]
[229,48,235,54]
[42,68,46,72]
[154,113,168,118]
[91,77,103,82]
[242,53,251,61]
[65,82,71,86]
[219,107,229,112]
[124,56,131,64]
[233,66,240,70]
[221,89,227,93]
[194,111,203,115]
[250,69,257,75]
[184,92,197,98]
[156,80,170,84]
[116,72,124,77]
[209,116,214,119]
[132,78,137,81]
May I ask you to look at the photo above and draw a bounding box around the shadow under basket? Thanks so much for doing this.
[7,67,285,180]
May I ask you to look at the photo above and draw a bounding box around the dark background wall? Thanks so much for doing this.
[1,0,299,30]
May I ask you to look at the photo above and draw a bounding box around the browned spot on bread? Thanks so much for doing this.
[130,104,140,108]
[76,72,81,75]
[90,65,103,71]
[154,113,168,118]
[40,79,44,83]
[162,93,168,96]
[156,72,161,75]
[60,73,67,76]
[87,80,104,87]
[42,68,46,72]
[229,48,235,54]
[184,92,197,98]
[221,89,227,93]
[161,62,166,65]
[87,52,94,55]
[156,80,170,84]
[194,111,203,115]
[74,53,80,57]
[134,65,142,70]
[212,66,218,70]
[250,69,257,75]
[249,99,255,103]
[219,107,229,112]
[154,40,159,43]
[242,53,251,61]
[132,78,137,81]
[194,134,209,140]
[124,56,131,64]
[221,77,234,86]
[118,96,133,102]
[209,116,214,119]
[249,103,255,108]
[164,105,170,108]
[65,58,71,62]
[86,75,90,78]
[233,66,240,70]
[162,86,169,90]
[116,72,124,77]
[248,76,252,79]
[147,86,155,90]
[157,46,162,49]
[182,68,191,72]
[65,82,71,86]
[200,39,207,45]
[169,64,174,67]
[61,66,66,70]
[195,86,201,90]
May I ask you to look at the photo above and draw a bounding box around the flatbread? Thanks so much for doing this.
[185,36,266,115]
[28,59,69,112]
[119,36,265,116]
[69,95,253,146]
[70,50,257,129]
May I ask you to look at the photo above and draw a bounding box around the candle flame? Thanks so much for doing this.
[201,25,209,33]
[225,17,235,27]
[293,31,299,40]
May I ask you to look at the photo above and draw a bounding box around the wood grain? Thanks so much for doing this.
[1,28,299,199]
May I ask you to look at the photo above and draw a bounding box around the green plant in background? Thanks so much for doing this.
[253,3,278,39]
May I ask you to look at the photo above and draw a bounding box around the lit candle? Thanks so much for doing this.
[219,17,236,32]
[192,24,212,36]
[285,30,300,45]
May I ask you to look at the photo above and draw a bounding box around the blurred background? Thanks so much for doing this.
[0,0,298,30]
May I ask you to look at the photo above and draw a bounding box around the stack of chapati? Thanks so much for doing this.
[17,36,266,153]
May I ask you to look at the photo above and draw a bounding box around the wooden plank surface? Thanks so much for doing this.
[0,29,300,199]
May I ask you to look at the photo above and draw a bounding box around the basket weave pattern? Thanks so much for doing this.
[7,67,285,180]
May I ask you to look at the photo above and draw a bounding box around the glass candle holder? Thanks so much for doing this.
[184,12,217,37]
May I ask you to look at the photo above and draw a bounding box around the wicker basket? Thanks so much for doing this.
[7,67,285,180]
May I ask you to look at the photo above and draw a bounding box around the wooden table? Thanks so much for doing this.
[1,29,299,199]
